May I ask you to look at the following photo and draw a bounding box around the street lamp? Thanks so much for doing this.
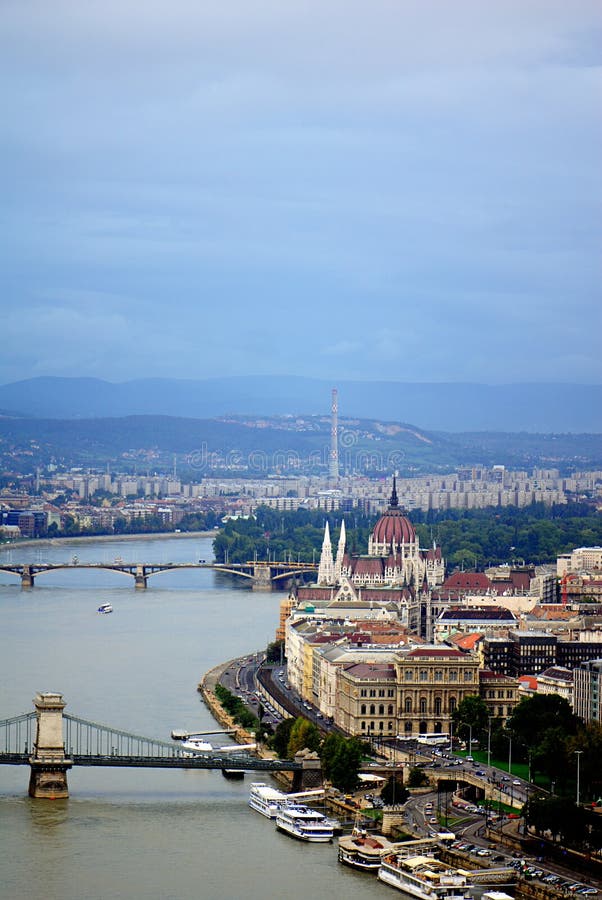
[575,750,583,807]
[487,717,492,769]
[508,734,512,777]
[469,724,473,758]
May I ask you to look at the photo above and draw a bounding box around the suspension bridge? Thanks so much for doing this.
[0,693,311,798]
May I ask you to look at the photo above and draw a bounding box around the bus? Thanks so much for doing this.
[416,732,450,746]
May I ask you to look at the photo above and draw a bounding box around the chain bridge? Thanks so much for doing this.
[0,693,305,798]
[0,560,317,589]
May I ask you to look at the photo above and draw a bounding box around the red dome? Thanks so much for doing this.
[372,508,416,546]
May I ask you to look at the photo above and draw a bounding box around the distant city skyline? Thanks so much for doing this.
[0,1,600,386]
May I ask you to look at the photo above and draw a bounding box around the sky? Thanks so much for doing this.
[1,0,601,386]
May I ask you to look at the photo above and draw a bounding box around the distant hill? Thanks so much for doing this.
[0,376,601,432]
[1,414,601,476]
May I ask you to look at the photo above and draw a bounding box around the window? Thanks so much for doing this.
[449,671,457,682]
[379,704,385,716]
[360,689,367,697]
[379,722,384,731]
[435,670,442,682]
[388,688,395,697]
[405,721,413,733]
[388,721,393,731]
[449,696,457,713]
[370,704,375,715]
[388,704,394,715]
[464,670,472,681]
[420,670,428,681]
[360,704,366,715]
[378,689,385,697]
[405,698,412,713]
[434,697,442,716]
[405,670,413,681]
[369,689,376,697]
[420,697,427,714]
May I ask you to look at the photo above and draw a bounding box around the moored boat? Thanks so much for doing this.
[181,737,213,752]
[338,827,394,871]
[249,782,290,818]
[275,803,334,843]
[378,852,473,900]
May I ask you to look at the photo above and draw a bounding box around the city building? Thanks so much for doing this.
[573,659,602,724]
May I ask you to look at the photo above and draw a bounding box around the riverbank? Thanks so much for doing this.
[198,656,263,750]
[0,530,215,552]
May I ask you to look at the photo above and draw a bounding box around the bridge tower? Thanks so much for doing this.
[28,692,73,799]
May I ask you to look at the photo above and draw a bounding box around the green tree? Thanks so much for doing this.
[406,766,429,788]
[380,775,409,806]
[287,717,321,757]
[452,695,489,744]
[270,717,295,759]
[326,736,364,793]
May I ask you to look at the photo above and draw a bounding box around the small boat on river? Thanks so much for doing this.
[97,603,113,614]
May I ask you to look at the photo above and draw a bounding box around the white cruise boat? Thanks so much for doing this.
[181,738,213,753]
[248,783,326,819]
[378,853,473,900]
[249,782,290,818]
[97,603,113,614]
[275,804,334,843]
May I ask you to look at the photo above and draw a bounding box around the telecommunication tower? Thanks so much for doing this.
[329,388,339,480]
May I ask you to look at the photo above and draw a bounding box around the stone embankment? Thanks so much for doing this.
[198,658,257,747]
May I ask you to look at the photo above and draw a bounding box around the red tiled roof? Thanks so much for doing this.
[407,647,465,658]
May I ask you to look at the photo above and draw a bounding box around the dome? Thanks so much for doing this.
[371,508,416,545]
[371,476,416,546]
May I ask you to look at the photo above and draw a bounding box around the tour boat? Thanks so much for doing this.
[248,783,325,819]
[338,827,394,871]
[97,603,113,614]
[275,803,334,843]
[249,782,290,818]
[181,737,213,753]
[377,853,473,900]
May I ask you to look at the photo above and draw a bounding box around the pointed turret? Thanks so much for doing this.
[390,474,399,508]
[334,519,346,581]
[317,521,335,585]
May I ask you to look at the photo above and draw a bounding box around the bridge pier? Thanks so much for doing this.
[21,565,35,588]
[291,750,323,791]
[28,693,72,799]
[252,564,273,591]
[134,566,148,589]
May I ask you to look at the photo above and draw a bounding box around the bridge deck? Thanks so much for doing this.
[0,752,300,771]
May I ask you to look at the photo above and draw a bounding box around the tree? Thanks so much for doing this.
[380,775,409,807]
[287,717,321,757]
[452,695,489,744]
[271,717,295,759]
[406,766,429,788]
[320,733,364,792]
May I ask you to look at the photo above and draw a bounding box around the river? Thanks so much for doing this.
[0,535,391,900]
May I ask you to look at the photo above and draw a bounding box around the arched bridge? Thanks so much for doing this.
[0,693,305,798]
[0,560,318,590]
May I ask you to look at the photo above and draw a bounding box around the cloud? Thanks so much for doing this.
[0,0,600,385]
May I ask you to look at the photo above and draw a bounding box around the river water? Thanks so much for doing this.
[0,535,391,900]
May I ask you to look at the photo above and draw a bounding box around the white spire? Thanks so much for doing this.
[317,521,335,585]
[334,519,346,581]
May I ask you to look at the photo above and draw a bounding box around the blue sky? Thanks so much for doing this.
[1,0,600,385]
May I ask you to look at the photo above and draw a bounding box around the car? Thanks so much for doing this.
[476,770,487,776]
[493,855,505,862]
[512,779,521,786]
[429,816,438,824]
[578,890,598,896]
[466,756,474,762]
[501,775,510,781]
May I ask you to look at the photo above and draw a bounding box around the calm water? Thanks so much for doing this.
[0,535,390,900]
